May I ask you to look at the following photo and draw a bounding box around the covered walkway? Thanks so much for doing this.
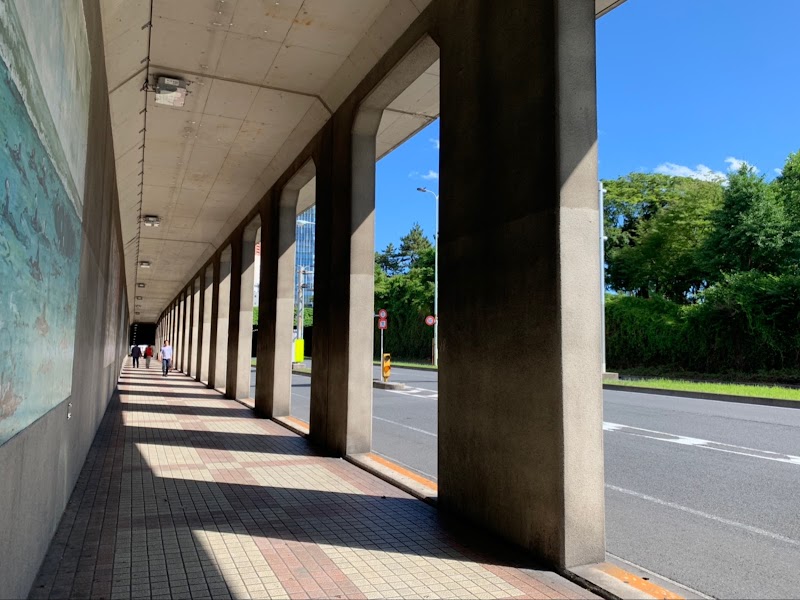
[29,360,595,600]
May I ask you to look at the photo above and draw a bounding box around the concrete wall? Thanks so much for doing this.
[0,1,129,596]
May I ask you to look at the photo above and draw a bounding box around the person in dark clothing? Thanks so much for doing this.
[131,345,142,368]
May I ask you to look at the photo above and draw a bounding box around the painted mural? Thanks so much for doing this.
[0,0,90,445]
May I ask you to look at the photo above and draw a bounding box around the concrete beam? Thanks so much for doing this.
[595,0,627,19]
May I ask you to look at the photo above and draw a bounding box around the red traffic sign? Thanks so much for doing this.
[425,315,435,326]
[378,319,388,330]
[378,308,388,319]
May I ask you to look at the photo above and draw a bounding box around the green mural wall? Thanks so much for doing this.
[0,0,90,445]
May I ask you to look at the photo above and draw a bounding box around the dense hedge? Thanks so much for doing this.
[606,271,800,373]
[373,301,434,362]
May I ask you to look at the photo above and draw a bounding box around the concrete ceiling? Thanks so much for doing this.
[100,0,623,322]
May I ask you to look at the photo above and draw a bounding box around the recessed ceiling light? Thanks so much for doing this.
[142,215,161,227]
[137,283,146,288]
[136,296,143,300]
[139,261,151,268]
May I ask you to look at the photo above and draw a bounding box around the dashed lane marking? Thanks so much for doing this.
[604,422,800,466]
[373,416,437,437]
[607,484,800,548]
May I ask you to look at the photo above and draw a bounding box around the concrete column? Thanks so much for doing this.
[207,258,220,389]
[255,186,297,418]
[309,115,373,456]
[186,282,196,377]
[169,304,175,351]
[180,290,189,372]
[229,224,259,399]
[173,296,180,368]
[436,0,604,569]
[199,265,212,382]
[175,297,182,370]
[190,277,200,378]
[213,248,232,392]
[225,233,244,399]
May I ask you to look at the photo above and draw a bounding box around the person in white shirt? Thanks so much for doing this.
[160,341,174,377]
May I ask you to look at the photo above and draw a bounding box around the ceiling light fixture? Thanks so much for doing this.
[136,296,143,300]
[137,283,146,288]
[139,261,151,268]
[142,215,161,227]
[154,76,187,107]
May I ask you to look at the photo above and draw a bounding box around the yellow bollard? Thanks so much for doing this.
[382,353,391,382]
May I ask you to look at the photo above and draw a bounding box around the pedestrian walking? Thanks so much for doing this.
[131,345,142,368]
[145,345,154,368]
[160,340,173,377]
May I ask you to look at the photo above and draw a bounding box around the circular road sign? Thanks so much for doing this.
[378,308,388,319]
[425,315,435,326]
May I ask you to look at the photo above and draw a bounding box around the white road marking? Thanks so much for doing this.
[606,484,800,548]
[385,386,438,399]
[373,416,437,437]
[604,422,800,466]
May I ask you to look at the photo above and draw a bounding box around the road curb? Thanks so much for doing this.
[373,380,406,390]
[292,369,407,391]
[372,362,437,373]
[604,383,800,409]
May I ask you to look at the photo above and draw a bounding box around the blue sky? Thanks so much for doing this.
[375,0,800,252]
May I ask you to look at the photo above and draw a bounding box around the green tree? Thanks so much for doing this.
[398,223,432,271]
[603,173,722,301]
[376,242,402,275]
[373,226,435,360]
[704,165,792,276]
[775,151,800,224]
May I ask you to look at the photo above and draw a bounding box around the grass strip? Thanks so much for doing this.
[612,378,800,401]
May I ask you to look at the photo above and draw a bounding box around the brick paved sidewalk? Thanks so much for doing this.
[29,361,596,600]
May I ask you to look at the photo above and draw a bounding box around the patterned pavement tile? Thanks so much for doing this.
[29,361,596,600]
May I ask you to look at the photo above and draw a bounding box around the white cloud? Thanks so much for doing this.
[653,162,725,182]
[430,138,440,149]
[775,168,783,176]
[409,169,439,180]
[724,156,758,173]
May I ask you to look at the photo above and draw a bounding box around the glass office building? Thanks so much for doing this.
[295,205,316,306]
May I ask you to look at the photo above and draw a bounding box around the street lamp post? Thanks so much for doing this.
[599,181,607,375]
[416,186,439,367]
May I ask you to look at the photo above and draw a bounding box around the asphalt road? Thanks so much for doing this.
[251,366,800,599]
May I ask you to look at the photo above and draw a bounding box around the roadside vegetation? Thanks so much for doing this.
[604,151,800,381]
[610,378,800,402]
